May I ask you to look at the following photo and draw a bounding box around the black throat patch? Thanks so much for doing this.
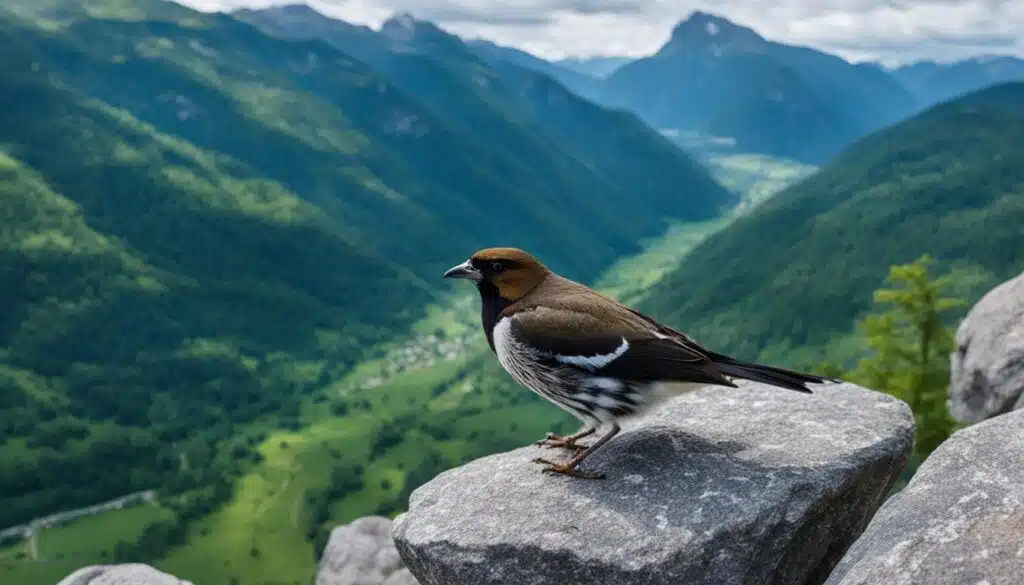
[477,281,512,352]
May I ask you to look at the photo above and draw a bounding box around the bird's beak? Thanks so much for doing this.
[443,260,482,281]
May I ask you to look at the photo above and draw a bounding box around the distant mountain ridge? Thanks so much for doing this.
[465,38,603,100]
[890,55,1024,106]
[239,5,1024,168]
[555,56,632,78]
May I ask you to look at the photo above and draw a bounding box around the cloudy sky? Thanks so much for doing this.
[178,0,1024,65]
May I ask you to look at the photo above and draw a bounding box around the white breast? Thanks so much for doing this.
[492,317,523,376]
[492,316,549,392]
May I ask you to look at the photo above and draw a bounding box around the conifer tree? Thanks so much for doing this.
[848,255,963,459]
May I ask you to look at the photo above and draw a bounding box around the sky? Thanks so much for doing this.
[178,0,1024,65]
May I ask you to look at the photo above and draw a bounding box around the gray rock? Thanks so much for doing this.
[56,564,193,585]
[826,408,1024,585]
[950,271,1024,424]
[393,381,914,585]
[381,568,420,585]
[317,516,419,585]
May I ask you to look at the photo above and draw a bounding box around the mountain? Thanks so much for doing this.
[601,11,917,163]
[464,38,602,100]
[0,0,734,528]
[556,56,632,78]
[639,82,1024,363]
[236,6,734,225]
[891,56,1024,106]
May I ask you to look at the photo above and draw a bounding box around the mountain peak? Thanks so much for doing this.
[238,3,326,22]
[659,11,766,56]
[270,3,322,17]
[378,12,474,59]
[380,12,444,41]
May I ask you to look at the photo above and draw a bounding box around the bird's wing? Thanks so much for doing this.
[506,306,736,387]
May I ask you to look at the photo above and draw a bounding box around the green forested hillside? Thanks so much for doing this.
[0,15,432,528]
[7,12,657,278]
[640,82,1024,364]
[0,0,734,531]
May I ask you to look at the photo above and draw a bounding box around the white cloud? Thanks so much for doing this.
[177,0,1024,64]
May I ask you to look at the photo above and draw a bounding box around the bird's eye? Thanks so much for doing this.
[491,262,505,274]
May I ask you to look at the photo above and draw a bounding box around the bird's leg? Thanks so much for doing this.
[533,423,620,479]
[535,426,595,452]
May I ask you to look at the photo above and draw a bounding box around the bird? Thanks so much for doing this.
[443,247,836,479]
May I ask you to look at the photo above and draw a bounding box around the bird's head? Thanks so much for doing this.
[442,247,549,301]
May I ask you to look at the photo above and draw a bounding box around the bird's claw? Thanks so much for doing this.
[535,431,563,444]
[534,433,589,453]
[531,457,606,480]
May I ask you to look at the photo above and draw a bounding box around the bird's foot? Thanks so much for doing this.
[531,457,606,480]
[535,432,589,453]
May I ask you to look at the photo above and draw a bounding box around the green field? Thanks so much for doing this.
[1,152,811,585]
[594,219,730,305]
[152,351,575,585]
[157,359,468,585]
[705,153,816,209]
[0,504,175,585]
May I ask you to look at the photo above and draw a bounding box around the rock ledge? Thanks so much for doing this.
[393,380,914,585]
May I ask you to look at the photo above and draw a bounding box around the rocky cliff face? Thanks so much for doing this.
[392,380,914,585]
[826,408,1024,585]
[949,271,1024,424]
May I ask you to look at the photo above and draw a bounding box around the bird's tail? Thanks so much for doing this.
[713,358,836,394]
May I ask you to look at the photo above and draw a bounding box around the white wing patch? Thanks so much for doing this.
[553,337,630,370]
